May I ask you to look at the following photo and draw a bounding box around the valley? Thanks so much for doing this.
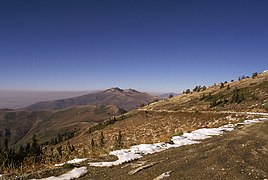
[0,71,268,179]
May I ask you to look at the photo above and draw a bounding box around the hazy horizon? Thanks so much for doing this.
[0,88,173,109]
[0,90,95,109]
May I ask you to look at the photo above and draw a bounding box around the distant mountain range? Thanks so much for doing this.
[0,90,94,109]
[25,87,158,111]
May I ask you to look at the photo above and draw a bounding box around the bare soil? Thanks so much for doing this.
[81,120,268,180]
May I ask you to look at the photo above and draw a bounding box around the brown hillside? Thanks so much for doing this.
[69,71,268,155]
[24,88,157,111]
[0,105,125,148]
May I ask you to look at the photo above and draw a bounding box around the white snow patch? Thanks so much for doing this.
[238,118,267,125]
[245,112,268,116]
[89,117,268,167]
[31,166,87,180]
[263,70,268,73]
[89,149,142,167]
[153,171,171,180]
[55,158,87,167]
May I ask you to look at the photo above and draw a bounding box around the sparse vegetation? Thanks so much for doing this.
[252,72,258,78]
[99,131,105,147]
[1,70,268,178]
[114,131,124,149]
[220,82,224,89]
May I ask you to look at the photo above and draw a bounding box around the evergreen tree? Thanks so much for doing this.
[99,132,105,147]
[230,87,245,103]
[90,138,95,151]
[25,142,31,155]
[252,72,258,78]
[17,145,26,163]
[29,134,42,163]
[202,86,207,91]
[185,89,191,94]
[114,131,123,149]
[29,134,41,156]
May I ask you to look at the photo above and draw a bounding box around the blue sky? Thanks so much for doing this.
[0,0,268,93]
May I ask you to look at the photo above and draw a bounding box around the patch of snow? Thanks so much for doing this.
[89,150,142,167]
[263,70,268,73]
[153,171,172,180]
[238,118,267,125]
[89,117,268,167]
[55,158,87,167]
[171,136,199,146]
[31,166,87,180]
[245,112,268,116]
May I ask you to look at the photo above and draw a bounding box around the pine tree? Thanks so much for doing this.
[202,86,207,91]
[185,89,191,94]
[99,132,105,147]
[220,82,224,89]
[114,131,123,149]
[17,145,26,163]
[252,72,258,78]
[29,134,42,163]
[25,142,31,155]
[90,138,95,151]
[29,134,41,156]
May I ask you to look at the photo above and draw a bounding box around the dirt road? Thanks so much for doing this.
[83,120,268,180]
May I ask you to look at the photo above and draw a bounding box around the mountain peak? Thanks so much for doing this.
[125,88,140,93]
[25,87,157,111]
[105,87,124,93]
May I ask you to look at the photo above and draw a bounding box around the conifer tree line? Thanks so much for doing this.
[183,72,259,95]
[204,87,246,107]
[43,131,75,146]
[90,131,124,152]
[0,130,76,170]
[0,134,42,168]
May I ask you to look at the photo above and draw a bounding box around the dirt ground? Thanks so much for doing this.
[81,120,268,180]
[7,119,268,180]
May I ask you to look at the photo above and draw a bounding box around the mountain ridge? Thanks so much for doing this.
[24,87,158,111]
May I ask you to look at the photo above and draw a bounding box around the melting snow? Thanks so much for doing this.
[245,112,268,116]
[153,171,171,180]
[55,158,87,167]
[89,117,268,167]
[31,167,87,180]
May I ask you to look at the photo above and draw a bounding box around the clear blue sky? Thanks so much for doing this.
[0,0,268,93]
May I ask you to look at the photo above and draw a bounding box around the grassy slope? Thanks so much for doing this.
[0,105,125,148]
[70,71,268,153]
